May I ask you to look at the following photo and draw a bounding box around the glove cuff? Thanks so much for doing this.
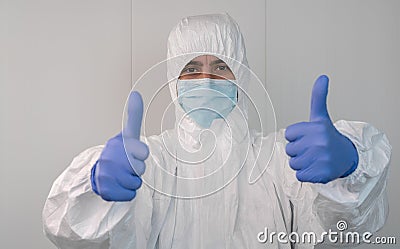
[90,160,100,195]
[340,138,359,178]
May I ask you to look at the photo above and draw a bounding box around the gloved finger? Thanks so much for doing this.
[285,139,308,157]
[285,122,314,142]
[309,75,331,122]
[288,148,318,170]
[295,161,331,184]
[95,166,139,201]
[124,91,144,140]
[117,174,142,190]
[102,189,137,202]
[101,134,123,158]
[129,158,146,176]
[285,141,298,157]
[295,167,311,183]
[295,165,320,183]
[124,137,150,161]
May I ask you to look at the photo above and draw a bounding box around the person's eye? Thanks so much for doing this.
[183,67,198,73]
[216,65,228,71]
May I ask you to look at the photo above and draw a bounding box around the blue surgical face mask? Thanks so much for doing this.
[177,78,238,128]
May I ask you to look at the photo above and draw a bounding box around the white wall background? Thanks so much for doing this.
[1,0,399,248]
[1,0,132,248]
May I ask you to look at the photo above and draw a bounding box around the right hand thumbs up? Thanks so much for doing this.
[125,91,144,140]
[90,91,149,202]
[124,91,149,162]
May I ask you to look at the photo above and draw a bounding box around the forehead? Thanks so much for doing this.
[186,55,226,65]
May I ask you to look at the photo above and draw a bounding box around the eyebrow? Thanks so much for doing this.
[210,59,226,66]
[184,59,227,67]
[184,60,203,67]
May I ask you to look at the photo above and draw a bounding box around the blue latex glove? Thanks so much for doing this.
[91,91,149,201]
[285,75,359,184]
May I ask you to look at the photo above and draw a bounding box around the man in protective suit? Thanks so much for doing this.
[43,13,391,249]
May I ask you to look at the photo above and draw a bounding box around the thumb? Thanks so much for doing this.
[309,75,331,122]
[125,91,144,140]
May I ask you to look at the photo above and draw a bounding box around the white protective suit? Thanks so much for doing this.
[43,13,391,249]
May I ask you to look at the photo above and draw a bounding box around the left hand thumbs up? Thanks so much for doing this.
[284,75,359,184]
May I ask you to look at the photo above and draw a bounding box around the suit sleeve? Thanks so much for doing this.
[42,143,157,249]
[272,120,391,247]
